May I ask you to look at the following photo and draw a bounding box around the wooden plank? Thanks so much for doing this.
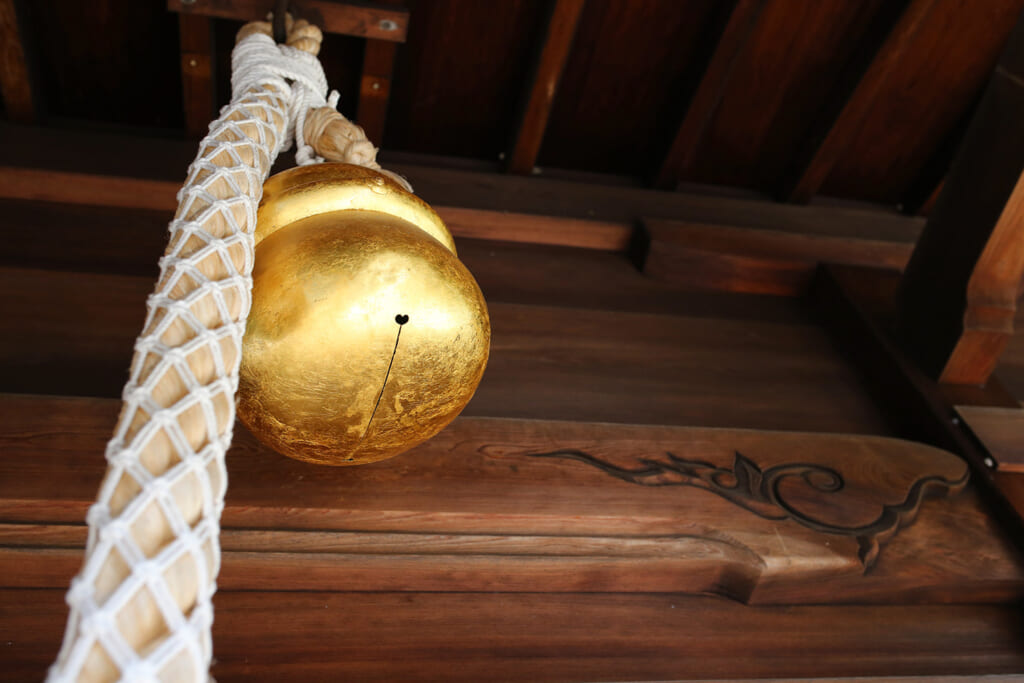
[655,0,766,190]
[808,264,1024,539]
[178,13,215,138]
[8,393,1024,608]
[355,40,396,146]
[0,122,927,245]
[676,0,887,192]
[506,0,586,175]
[634,218,914,296]
[5,589,1024,682]
[0,198,808,324]
[784,0,938,203]
[896,12,1024,385]
[956,406,1024,473]
[0,0,32,122]
[820,0,1024,203]
[0,267,892,435]
[0,167,630,250]
[167,0,409,42]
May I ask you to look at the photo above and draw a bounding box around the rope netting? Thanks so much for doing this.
[47,16,387,682]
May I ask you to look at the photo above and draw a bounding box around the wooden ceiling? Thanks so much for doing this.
[4,0,1023,212]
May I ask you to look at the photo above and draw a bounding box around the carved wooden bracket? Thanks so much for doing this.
[3,395,1010,608]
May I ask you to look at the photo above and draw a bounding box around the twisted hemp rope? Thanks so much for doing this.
[46,15,396,682]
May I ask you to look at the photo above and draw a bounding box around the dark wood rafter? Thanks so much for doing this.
[0,0,34,123]
[654,0,765,190]
[179,13,215,138]
[782,0,935,203]
[506,0,586,175]
[897,12,1024,386]
[167,0,410,42]
[356,39,396,147]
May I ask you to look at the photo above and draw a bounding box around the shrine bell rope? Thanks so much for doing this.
[48,17,394,682]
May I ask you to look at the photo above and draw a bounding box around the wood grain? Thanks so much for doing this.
[507,0,586,174]
[538,0,723,176]
[6,393,1023,609]
[167,0,409,42]
[635,218,914,296]
[0,266,892,434]
[5,590,1024,682]
[356,39,396,146]
[0,0,33,122]
[655,0,765,189]
[784,0,937,202]
[0,122,927,244]
[178,13,215,138]
[821,0,1024,203]
[896,12,1024,385]
[681,0,885,192]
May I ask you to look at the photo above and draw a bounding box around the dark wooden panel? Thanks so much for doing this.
[997,303,1024,402]
[0,0,33,123]
[4,589,1024,681]
[0,266,890,435]
[539,0,723,176]
[20,0,183,130]
[168,0,410,42]
[507,0,586,174]
[385,0,547,160]
[683,0,885,192]
[820,0,1024,203]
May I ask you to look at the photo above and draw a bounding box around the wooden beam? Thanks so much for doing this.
[0,0,33,123]
[7,589,1024,682]
[0,123,927,248]
[809,264,1024,537]
[634,218,915,296]
[897,12,1024,386]
[167,0,409,42]
[506,0,586,175]
[356,39,396,146]
[783,0,937,203]
[654,0,766,190]
[178,13,215,138]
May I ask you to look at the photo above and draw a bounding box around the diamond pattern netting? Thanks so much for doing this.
[47,19,327,683]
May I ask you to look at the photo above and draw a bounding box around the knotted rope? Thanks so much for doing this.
[47,16,395,682]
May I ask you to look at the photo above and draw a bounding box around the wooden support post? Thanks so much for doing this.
[179,13,215,138]
[506,0,586,175]
[896,11,1024,386]
[356,39,396,147]
[783,0,935,203]
[0,0,34,123]
[654,0,765,190]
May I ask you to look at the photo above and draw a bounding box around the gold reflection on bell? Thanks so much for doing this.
[237,163,490,466]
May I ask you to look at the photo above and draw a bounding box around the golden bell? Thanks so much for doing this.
[237,163,490,466]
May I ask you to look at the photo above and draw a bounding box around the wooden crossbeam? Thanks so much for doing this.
[506,0,586,175]
[654,0,765,190]
[782,0,935,203]
[167,0,409,42]
[178,13,215,138]
[897,11,1024,386]
[0,0,33,123]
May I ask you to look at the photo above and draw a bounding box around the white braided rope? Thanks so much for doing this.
[48,31,328,683]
